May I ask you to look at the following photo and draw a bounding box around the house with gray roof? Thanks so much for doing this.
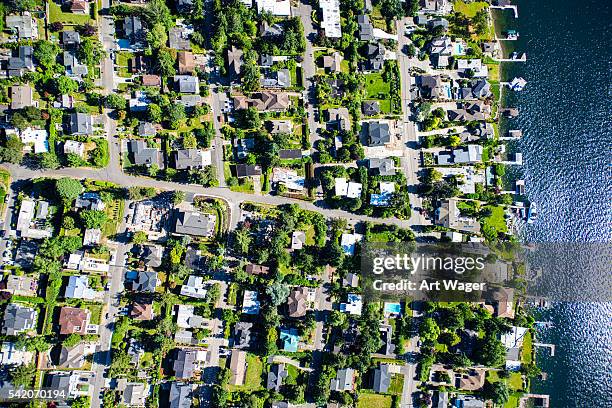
[362,43,385,71]
[373,364,391,393]
[261,69,291,88]
[235,164,262,178]
[128,139,164,168]
[368,158,396,176]
[138,122,156,137]
[69,112,93,135]
[367,122,391,146]
[330,368,355,391]
[267,363,289,391]
[174,75,199,94]
[172,149,208,170]
[121,382,149,406]
[169,26,191,50]
[136,244,163,269]
[8,46,34,77]
[6,14,36,40]
[63,51,89,78]
[362,100,380,116]
[357,15,374,41]
[173,210,216,237]
[134,271,159,292]
[234,322,253,349]
[1,303,37,335]
[62,31,81,48]
[173,349,198,379]
[124,16,144,46]
[169,382,192,408]
[227,46,244,83]
[57,343,86,369]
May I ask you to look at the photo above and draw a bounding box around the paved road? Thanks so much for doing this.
[209,89,227,187]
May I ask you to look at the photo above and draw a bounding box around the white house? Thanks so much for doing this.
[20,128,49,154]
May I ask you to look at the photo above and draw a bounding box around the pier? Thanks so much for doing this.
[499,130,522,140]
[491,4,519,18]
[494,53,527,62]
[519,394,550,408]
[534,342,556,357]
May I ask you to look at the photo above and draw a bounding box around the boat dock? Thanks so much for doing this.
[534,342,556,357]
[500,130,523,140]
[519,394,550,408]
[491,4,519,18]
[494,53,527,62]
[535,321,554,328]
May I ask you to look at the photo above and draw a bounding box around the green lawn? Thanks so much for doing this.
[49,2,93,25]
[454,0,488,17]
[481,205,508,234]
[358,393,392,408]
[504,392,522,408]
[521,330,533,364]
[229,179,254,193]
[388,375,404,395]
[508,372,523,390]
[364,73,391,99]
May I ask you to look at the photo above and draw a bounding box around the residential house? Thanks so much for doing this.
[233,92,291,112]
[173,149,211,170]
[71,0,89,14]
[69,112,93,135]
[142,74,162,87]
[486,287,515,319]
[58,307,90,335]
[291,231,306,250]
[168,26,191,50]
[272,168,305,192]
[138,122,157,137]
[340,294,362,315]
[177,51,195,75]
[455,395,485,408]
[357,15,374,41]
[180,275,207,299]
[234,322,253,349]
[75,192,105,211]
[131,300,154,321]
[320,0,342,38]
[280,328,299,352]
[455,369,486,391]
[373,364,391,393]
[16,199,52,239]
[10,85,33,110]
[63,50,88,78]
[362,43,385,71]
[169,382,192,408]
[362,100,380,116]
[57,343,87,369]
[6,13,37,40]
[4,275,38,297]
[246,264,270,276]
[14,240,40,269]
[134,271,159,292]
[261,69,291,88]
[421,0,451,15]
[173,348,198,379]
[433,391,449,408]
[330,368,355,392]
[255,0,291,16]
[119,381,149,407]
[342,272,359,288]
[175,304,205,329]
[267,363,289,391]
[0,342,34,365]
[335,178,363,199]
[429,17,449,30]
[1,303,37,335]
[379,324,396,355]
[269,120,293,135]
[322,52,343,73]
[242,290,261,315]
[287,287,309,317]
[128,139,164,168]
[64,140,86,157]
[227,46,244,83]
[418,75,446,99]
[458,59,488,78]
[366,121,391,146]
[368,158,396,176]
[62,30,81,48]
[279,149,302,160]
[327,107,350,131]
[8,46,34,77]
[235,164,263,178]
[65,275,99,300]
[436,199,481,233]
[45,371,94,399]
[340,233,362,256]
[229,350,247,385]
[172,210,216,237]
[174,75,199,94]
[124,16,144,46]
[19,127,49,154]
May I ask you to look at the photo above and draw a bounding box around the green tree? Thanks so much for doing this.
[39,152,60,169]
[156,48,176,77]
[0,136,24,164]
[171,190,185,205]
[56,178,83,202]
[11,363,36,387]
[266,282,290,306]
[241,60,260,93]
[482,380,509,405]
[477,334,506,367]
[419,317,440,344]
[233,228,251,255]
[166,103,186,129]
[131,231,148,245]
[105,94,127,110]
[182,133,197,149]
[80,209,108,229]
[78,37,105,67]
[34,41,59,69]
[63,333,82,347]
[146,23,168,50]
[53,75,79,95]
[147,103,163,123]
[145,0,173,30]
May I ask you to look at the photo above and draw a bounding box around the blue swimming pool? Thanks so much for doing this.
[384,302,401,314]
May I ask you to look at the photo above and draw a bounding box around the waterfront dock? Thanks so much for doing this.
[491,4,519,18]
[534,342,556,357]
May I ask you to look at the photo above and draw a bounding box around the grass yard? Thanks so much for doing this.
[357,393,393,408]
[103,199,124,238]
[521,330,533,364]
[487,63,501,82]
[388,374,404,395]
[454,0,488,17]
[504,392,521,408]
[49,1,93,25]
[85,303,103,325]
[364,73,391,99]
[227,283,238,306]
[481,205,508,234]
[508,372,523,390]
[229,179,254,193]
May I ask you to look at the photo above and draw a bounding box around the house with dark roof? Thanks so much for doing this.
[367,122,391,146]
[169,382,192,408]
[362,43,385,71]
[128,140,164,168]
[362,100,381,116]
[124,16,144,46]
[62,30,81,48]
[235,164,263,178]
[57,343,86,369]
[172,210,216,237]
[279,149,302,160]
[267,363,289,391]
[138,122,156,137]
[134,271,159,293]
[228,46,244,83]
[69,112,93,135]
[373,364,391,393]
[58,307,90,335]
[10,85,33,110]
[418,75,446,99]
[8,45,34,77]
[1,303,37,335]
[173,348,198,379]
[245,264,270,275]
[173,149,209,170]
[368,158,396,176]
[379,324,396,356]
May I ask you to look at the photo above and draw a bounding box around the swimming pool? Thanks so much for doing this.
[384,302,402,314]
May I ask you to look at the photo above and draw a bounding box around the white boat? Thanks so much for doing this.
[509,77,527,91]
[527,202,538,223]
